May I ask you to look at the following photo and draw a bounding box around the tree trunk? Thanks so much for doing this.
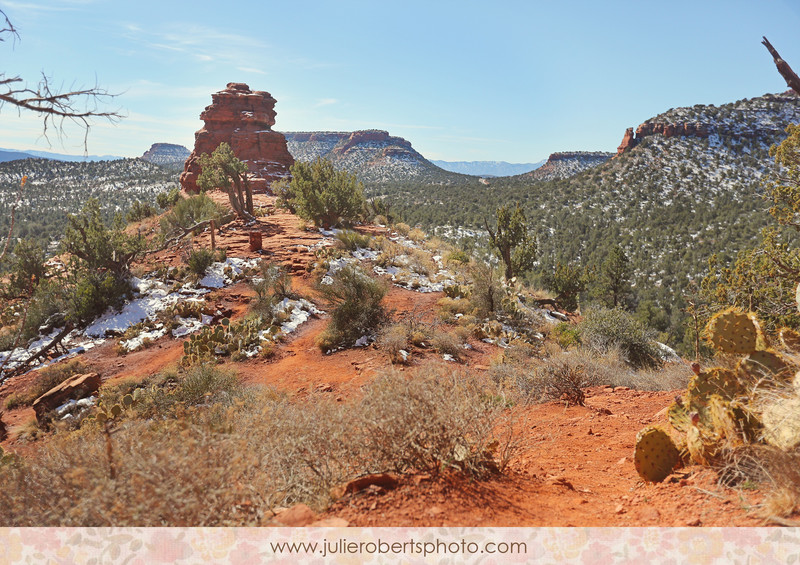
[763,37,800,96]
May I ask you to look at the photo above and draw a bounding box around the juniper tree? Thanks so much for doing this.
[197,142,254,220]
[484,203,536,282]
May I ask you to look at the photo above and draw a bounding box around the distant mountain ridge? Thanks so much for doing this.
[0,147,123,162]
[0,150,37,163]
[431,159,545,177]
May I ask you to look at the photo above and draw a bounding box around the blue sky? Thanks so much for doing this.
[2,0,800,162]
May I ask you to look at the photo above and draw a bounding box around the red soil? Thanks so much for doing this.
[0,192,777,526]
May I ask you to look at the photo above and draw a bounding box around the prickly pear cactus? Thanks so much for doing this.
[706,308,763,354]
[761,396,800,450]
[738,350,793,382]
[779,327,800,353]
[634,427,680,483]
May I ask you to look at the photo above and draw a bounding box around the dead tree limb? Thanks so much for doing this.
[0,9,123,152]
[0,323,74,383]
[152,219,214,253]
[762,36,800,96]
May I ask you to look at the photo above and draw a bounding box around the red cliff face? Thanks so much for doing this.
[616,127,636,155]
[615,121,710,156]
[180,83,295,193]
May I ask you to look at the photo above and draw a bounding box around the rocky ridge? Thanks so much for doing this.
[181,83,294,193]
[616,90,798,155]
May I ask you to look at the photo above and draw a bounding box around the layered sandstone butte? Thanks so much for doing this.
[141,143,190,168]
[180,83,294,193]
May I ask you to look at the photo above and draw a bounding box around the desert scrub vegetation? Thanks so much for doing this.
[0,366,521,526]
[489,343,691,405]
[578,306,664,370]
[317,265,387,352]
[335,229,371,251]
[186,247,215,277]
[159,192,227,237]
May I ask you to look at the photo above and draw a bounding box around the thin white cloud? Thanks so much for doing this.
[121,22,269,67]
[237,67,267,75]
[314,98,338,108]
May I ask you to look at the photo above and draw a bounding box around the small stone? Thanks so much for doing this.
[274,504,317,527]
[687,518,702,527]
[615,504,625,514]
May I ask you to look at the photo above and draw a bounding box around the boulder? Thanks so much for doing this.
[32,372,101,424]
[180,83,295,194]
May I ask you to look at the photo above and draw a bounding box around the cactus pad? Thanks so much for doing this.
[761,396,800,450]
[738,350,792,382]
[668,400,691,433]
[687,368,743,405]
[634,427,680,483]
[706,309,763,354]
[779,327,800,353]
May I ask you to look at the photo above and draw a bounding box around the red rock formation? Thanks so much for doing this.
[616,122,710,157]
[32,372,101,424]
[180,83,294,193]
[616,127,636,155]
[634,122,710,139]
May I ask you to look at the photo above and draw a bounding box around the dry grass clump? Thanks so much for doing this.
[0,366,522,526]
[430,329,466,360]
[393,222,411,236]
[407,227,427,242]
[406,248,436,277]
[721,444,800,521]
[377,323,410,364]
[490,346,692,407]
[317,265,388,352]
[438,296,473,323]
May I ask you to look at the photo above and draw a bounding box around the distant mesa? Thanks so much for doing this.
[180,83,295,193]
[141,143,190,168]
[522,151,613,182]
[281,129,460,183]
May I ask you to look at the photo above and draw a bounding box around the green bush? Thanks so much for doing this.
[125,200,158,224]
[174,364,240,406]
[249,261,293,309]
[578,306,663,370]
[187,248,215,277]
[551,322,581,349]
[335,230,371,251]
[6,238,46,296]
[287,158,366,228]
[317,265,387,352]
[67,270,132,325]
[160,193,226,236]
[156,187,182,210]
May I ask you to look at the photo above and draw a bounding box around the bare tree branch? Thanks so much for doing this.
[762,36,800,96]
[0,9,124,153]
